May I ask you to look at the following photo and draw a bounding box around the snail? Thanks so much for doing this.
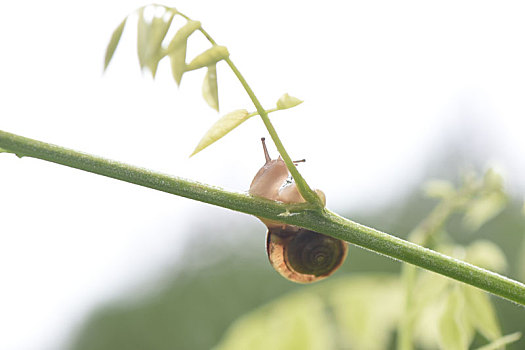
[249,138,348,283]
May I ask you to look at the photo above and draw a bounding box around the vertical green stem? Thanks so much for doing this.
[183,14,322,206]
[397,265,418,350]
[397,201,456,350]
[222,58,322,206]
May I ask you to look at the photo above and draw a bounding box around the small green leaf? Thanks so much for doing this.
[0,147,7,153]
[462,192,506,231]
[330,275,403,350]
[276,93,303,110]
[190,109,250,156]
[202,64,219,111]
[475,332,522,350]
[104,17,127,71]
[186,45,229,71]
[167,20,201,85]
[462,286,501,341]
[214,292,335,350]
[423,179,456,199]
[438,288,470,350]
[410,272,450,349]
[483,168,504,192]
[137,6,176,77]
[465,240,507,272]
[137,8,150,69]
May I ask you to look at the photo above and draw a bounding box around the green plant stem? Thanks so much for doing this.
[177,11,322,206]
[476,332,522,350]
[224,62,321,207]
[397,200,456,350]
[397,266,418,350]
[246,107,278,119]
[1,129,525,306]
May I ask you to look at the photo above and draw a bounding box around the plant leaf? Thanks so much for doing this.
[276,93,303,110]
[214,291,335,350]
[136,8,147,68]
[190,109,250,156]
[483,168,504,192]
[438,288,470,350]
[167,20,201,85]
[330,275,403,350]
[137,6,176,77]
[104,17,127,71]
[462,192,506,231]
[202,64,219,111]
[411,272,450,348]
[186,46,229,71]
[462,286,502,341]
[465,240,507,272]
[423,179,456,199]
[475,332,522,350]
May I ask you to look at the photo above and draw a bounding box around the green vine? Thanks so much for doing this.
[1,129,524,306]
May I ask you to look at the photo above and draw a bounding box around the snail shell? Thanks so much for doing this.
[249,138,348,283]
[266,227,348,283]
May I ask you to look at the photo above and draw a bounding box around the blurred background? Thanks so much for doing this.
[1,0,524,349]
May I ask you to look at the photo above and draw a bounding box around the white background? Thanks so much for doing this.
[1,1,524,349]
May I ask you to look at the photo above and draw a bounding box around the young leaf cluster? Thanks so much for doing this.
[424,169,506,229]
[398,169,515,350]
[104,4,305,159]
[104,5,228,111]
[409,245,512,350]
[104,3,321,206]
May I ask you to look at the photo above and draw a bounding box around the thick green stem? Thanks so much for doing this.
[1,129,525,306]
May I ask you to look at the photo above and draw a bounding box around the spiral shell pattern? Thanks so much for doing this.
[266,227,348,283]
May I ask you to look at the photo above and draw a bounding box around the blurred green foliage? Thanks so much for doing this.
[215,275,403,350]
[67,167,525,350]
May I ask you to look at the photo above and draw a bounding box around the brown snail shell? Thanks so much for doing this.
[266,226,348,283]
[249,138,348,283]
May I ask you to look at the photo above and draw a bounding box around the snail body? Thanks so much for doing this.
[249,138,348,283]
